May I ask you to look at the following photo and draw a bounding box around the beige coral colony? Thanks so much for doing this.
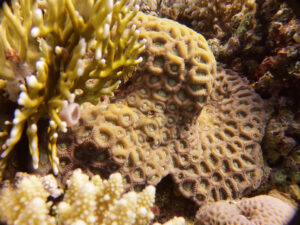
[0,0,299,224]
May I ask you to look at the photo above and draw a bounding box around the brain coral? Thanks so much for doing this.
[195,195,296,225]
[37,12,266,206]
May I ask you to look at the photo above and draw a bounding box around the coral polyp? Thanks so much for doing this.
[0,0,145,179]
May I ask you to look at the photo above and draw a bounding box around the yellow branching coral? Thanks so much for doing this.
[0,0,145,179]
[0,169,179,225]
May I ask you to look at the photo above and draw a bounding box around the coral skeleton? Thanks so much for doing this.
[0,0,145,179]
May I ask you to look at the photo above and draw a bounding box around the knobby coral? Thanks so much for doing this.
[0,172,56,225]
[0,169,185,225]
[0,0,145,179]
[43,12,266,206]
[57,169,156,225]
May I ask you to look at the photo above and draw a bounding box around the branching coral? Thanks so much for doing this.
[0,169,184,225]
[0,0,145,179]
[0,172,56,225]
[57,169,156,225]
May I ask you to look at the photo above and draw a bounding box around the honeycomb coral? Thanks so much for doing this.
[171,67,265,204]
[195,195,296,225]
[54,102,173,188]
[40,13,266,206]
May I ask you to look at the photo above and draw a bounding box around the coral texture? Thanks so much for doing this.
[259,94,300,196]
[263,109,297,165]
[45,13,266,206]
[0,172,56,225]
[255,2,300,80]
[159,0,257,40]
[0,169,183,225]
[57,169,156,225]
[0,0,145,179]
[134,0,158,15]
[135,0,263,81]
[195,195,296,225]
[154,217,186,225]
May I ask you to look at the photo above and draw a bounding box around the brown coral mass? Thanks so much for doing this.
[52,13,266,206]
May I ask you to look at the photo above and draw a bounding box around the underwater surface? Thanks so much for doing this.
[0,0,299,224]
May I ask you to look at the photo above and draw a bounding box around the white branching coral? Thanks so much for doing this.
[57,169,156,225]
[0,0,146,180]
[0,169,186,225]
[0,173,55,225]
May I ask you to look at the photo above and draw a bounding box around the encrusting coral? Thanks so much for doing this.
[0,168,185,225]
[42,12,266,206]
[195,195,296,225]
[0,0,145,179]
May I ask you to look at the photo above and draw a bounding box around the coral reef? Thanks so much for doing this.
[37,12,267,207]
[260,97,300,200]
[263,109,297,165]
[222,0,300,81]
[254,2,300,80]
[195,195,296,225]
[149,0,299,84]
[153,217,186,225]
[154,175,198,223]
[134,0,260,54]
[0,172,56,225]
[57,169,156,225]
[133,0,158,15]
[156,0,260,63]
[160,0,256,40]
[0,169,184,225]
[1,0,298,224]
[251,1,300,198]
[0,0,145,179]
